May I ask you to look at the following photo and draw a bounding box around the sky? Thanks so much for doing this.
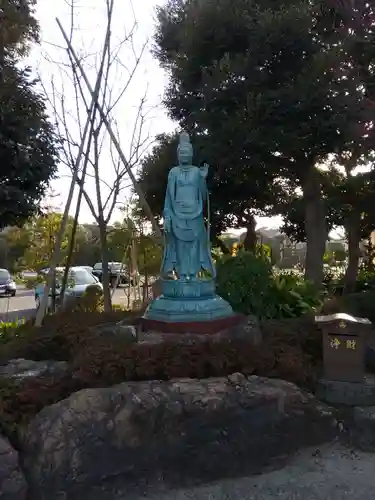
[29,0,285,232]
[30,0,175,223]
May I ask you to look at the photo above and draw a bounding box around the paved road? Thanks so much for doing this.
[126,444,375,500]
[0,285,133,322]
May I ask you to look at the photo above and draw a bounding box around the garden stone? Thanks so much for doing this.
[0,359,68,382]
[114,321,137,341]
[89,321,137,342]
[227,315,262,344]
[0,435,27,499]
[316,375,375,406]
[21,374,338,499]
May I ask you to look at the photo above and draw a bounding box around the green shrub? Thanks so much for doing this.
[351,268,375,293]
[216,252,323,319]
[216,251,274,318]
[266,274,324,319]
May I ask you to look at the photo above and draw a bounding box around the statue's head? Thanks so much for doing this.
[177,131,193,165]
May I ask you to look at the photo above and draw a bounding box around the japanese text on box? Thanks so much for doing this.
[329,337,357,350]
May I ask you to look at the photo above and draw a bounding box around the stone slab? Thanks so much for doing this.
[21,374,338,499]
[141,313,245,334]
[0,359,68,383]
[348,406,375,451]
[316,376,375,406]
[139,315,262,344]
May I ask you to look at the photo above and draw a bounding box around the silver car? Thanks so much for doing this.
[35,266,103,311]
[0,269,16,297]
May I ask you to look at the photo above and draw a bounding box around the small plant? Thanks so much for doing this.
[63,284,104,313]
[13,274,26,285]
[0,319,26,344]
[267,274,324,318]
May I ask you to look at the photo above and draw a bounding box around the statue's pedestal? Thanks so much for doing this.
[142,279,241,334]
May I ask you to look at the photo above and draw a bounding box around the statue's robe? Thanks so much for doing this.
[161,165,215,279]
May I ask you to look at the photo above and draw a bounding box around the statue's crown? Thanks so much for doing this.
[179,131,191,146]
[178,131,193,156]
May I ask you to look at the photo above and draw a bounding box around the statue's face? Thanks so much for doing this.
[178,149,192,165]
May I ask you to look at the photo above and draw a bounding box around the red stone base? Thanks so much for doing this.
[140,313,246,335]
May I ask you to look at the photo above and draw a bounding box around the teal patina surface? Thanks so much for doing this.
[143,132,234,322]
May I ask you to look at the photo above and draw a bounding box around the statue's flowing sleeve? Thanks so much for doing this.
[160,168,177,276]
[163,168,176,217]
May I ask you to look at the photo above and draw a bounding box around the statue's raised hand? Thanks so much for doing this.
[200,162,209,178]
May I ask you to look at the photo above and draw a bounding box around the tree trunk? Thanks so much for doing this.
[98,219,112,311]
[242,215,257,252]
[302,167,327,288]
[92,127,112,312]
[215,235,231,255]
[343,212,361,295]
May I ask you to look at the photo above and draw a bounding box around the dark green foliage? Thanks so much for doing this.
[216,251,323,318]
[330,268,375,295]
[1,0,39,58]
[136,133,179,222]
[136,130,277,237]
[152,0,372,287]
[154,0,364,173]
[283,160,375,243]
[216,252,273,317]
[0,0,59,229]
[0,65,59,227]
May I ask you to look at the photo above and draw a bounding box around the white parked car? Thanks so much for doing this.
[34,266,103,311]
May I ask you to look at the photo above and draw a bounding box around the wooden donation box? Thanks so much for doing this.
[315,313,371,383]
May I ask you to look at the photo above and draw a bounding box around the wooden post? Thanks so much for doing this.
[34,16,113,326]
[34,107,95,326]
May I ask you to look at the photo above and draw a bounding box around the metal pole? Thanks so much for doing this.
[56,18,162,242]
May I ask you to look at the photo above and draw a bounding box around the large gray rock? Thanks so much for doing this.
[0,359,68,383]
[21,374,338,500]
[0,436,27,500]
